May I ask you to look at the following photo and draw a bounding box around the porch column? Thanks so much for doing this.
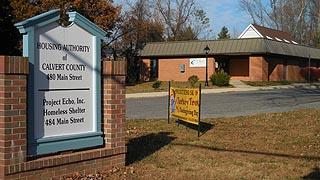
[102,60,127,149]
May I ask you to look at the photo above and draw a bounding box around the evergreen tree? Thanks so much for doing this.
[217,26,231,39]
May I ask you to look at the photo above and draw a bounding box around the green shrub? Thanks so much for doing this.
[152,80,162,89]
[210,70,230,87]
[188,75,199,87]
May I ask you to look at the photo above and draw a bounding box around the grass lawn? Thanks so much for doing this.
[107,109,320,180]
[125,80,309,94]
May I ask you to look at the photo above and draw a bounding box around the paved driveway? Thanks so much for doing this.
[126,88,320,119]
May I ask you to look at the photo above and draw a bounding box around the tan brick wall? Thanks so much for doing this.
[268,58,284,81]
[267,58,304,81]
[249,56,268,81]
[142,55,310,82]
[0,57,127,180]
[158,57,215,81]
[286,59,304,81]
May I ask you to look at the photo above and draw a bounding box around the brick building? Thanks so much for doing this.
[139,24,320,82]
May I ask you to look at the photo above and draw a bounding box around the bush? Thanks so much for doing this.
[188,75,199,87]
[300,67,320,81]
[152,80,162,89]
[210,70,230,87]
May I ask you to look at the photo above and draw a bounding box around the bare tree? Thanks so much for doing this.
[238,0,317,46]
[239,0,266,25]
[115,0,164,83]
[190,9,211,40]
[155,0,196,40]
[309,0,320,47]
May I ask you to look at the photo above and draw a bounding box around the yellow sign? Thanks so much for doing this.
[169,87,200,125]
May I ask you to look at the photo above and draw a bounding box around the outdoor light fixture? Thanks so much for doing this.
[203,45,210,86]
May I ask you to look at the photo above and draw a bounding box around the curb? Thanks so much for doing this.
[126,83,320,99]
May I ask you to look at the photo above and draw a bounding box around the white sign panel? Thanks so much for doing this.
[190,58,206,67]
[34,22,96,138]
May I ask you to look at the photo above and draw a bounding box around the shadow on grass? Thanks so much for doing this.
[126,132,176,165]
[173,143,320,161]
[177,120,214,137]
[303,167,320,180]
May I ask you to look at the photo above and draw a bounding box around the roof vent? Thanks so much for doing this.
[283,39,291,43]
[266,35,273,40]
[275,37,282,42]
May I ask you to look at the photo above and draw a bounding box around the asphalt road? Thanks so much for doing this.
[126,88,320,120]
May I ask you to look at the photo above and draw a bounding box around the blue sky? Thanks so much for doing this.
[197,0,252,38]
[114,0,253,38]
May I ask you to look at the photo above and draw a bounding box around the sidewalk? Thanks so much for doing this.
[126,81,320,99]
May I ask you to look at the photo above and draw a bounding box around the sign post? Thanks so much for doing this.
[167,81,171,124]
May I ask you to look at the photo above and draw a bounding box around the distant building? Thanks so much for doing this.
[138,24,320,82]
[238,24,298,44]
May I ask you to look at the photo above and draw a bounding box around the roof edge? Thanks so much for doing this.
[143,38,320,51]
[238,24,264,39]
[14,9,61,33]
[139,38,320,60]
[67,11,107,38]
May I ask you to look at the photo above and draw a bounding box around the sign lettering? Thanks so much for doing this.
[190,58,206,67]
[170,87,200,125]
[34,22,96,138]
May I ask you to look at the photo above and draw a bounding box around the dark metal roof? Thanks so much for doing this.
[252,24,296,42]
[139,38,320,60]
